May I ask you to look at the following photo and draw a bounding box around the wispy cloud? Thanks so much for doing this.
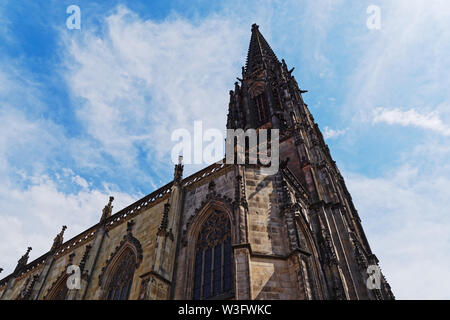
[0,173,137,275]
[373,107,450,136]
[0,44,139,275]
[62,7,248,175]
[347,158,450,299]
[323,126,348,139]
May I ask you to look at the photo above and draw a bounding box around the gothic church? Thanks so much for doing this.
[0,24,394,300]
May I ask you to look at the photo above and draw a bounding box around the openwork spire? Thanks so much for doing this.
[245,24,279,75]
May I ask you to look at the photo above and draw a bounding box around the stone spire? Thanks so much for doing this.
[228,24,294,130]
[245,23,279,76]
[13,247,32,275]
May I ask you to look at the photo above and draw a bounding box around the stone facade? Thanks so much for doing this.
[0,24,394,300]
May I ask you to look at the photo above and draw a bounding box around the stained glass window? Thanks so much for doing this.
[193,210,232,300]
[105,248,136,300]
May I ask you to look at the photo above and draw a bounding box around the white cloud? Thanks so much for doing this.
[0,63,138,276]
[346,145,450,299]
[72,175,89,189]
[344,1,450,123]
[0,174,137,275]
[62,7,248,173]
[323,126,348,139]
[373,107,450,136]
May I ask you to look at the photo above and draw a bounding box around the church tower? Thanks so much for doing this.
[225,24,394,299]
[0,24,394,301]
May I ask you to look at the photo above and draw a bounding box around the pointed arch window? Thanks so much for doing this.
[193,210,232,300]
[105,248,136,300]
[52,282,69,300]
[45,274,69,300]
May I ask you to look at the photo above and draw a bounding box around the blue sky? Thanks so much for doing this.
[1,0,449,299]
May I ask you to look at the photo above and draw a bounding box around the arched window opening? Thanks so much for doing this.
[105,248,136,300]
[45,275,68,300]
[193,210,232,300]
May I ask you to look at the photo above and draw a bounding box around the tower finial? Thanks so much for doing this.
[14,247,32,274]
[251,23,259,31]
[174,156,184,185]
[51,225,67,251]
[100,196,114,222]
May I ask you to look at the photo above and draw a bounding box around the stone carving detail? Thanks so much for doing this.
[16,274,39,300]
[79,244,92,276]
[157,202,173,240]
[68,252,75,265]
[381,275,395,300]
[14,247,32,275]
[51,225,67,251]
[138,276,152,300]
[280,177,302,251]
[332,275,346,300]
[349,232,368,270]
[318,219,338,266]
[208,180,216,192]
[233,175,248,209]
[174,156,184,185]
[280,160,309,202]
[100,196,114,223]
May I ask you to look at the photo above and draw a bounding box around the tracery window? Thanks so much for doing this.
[44,274,69,300]
[193,210,232,300]
[105,248,136,300]
[52,282,68,300]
